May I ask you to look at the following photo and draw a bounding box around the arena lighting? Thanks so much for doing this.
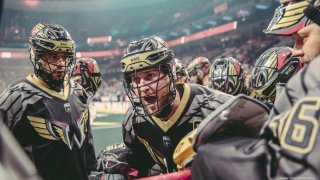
[0,21,237,59]
[76,49,123,58]
[0,51,28,59]
[167,21,237,47]
[24,0,40,7]
[87,36,112,44]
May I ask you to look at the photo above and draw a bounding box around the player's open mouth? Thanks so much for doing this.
[144,96,157,105]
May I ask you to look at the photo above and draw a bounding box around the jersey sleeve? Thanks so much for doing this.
[0,85,25,129]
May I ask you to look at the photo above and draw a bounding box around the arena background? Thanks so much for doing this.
[0,0,293,155]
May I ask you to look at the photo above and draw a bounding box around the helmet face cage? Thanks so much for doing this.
[123,64,176,117]
[73,57,102,96]
[251,47,302,100]
[209,57,245,95]
[121,36,176,117]
[264,0,309,35]
[28,23,76,91]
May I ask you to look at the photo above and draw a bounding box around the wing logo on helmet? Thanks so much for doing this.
[209,57,245,95]
[251,47,302,100]
[265,0,309,35]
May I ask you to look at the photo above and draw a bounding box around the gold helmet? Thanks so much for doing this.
[265,0,320,35]
[121,36,174,73]
[28,23,75,90]
[121,36,176,117]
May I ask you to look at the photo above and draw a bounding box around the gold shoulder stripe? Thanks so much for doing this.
[152,83,191,132]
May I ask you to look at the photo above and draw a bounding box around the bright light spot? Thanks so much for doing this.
[24,0,40,7]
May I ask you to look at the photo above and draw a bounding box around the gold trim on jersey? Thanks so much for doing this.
[26,74,70,100]
[137,136,166,166]
[152,83,191,132]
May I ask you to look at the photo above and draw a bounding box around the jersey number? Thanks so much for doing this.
[280,97,320,154]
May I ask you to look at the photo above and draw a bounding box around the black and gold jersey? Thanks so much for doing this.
[0,74,97,180]
[191,58,320,180]
[122,83,230,175]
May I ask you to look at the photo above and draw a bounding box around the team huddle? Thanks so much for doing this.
[1,0,320,179]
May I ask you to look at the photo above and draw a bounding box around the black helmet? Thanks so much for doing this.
[209,57,246,95]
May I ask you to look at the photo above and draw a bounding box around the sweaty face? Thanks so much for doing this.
[130,66,171,116]
[38,52,72,81]
[292,23,320,64]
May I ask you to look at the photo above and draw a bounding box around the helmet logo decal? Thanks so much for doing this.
[64,103,71,113]
[163,136,172,148]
